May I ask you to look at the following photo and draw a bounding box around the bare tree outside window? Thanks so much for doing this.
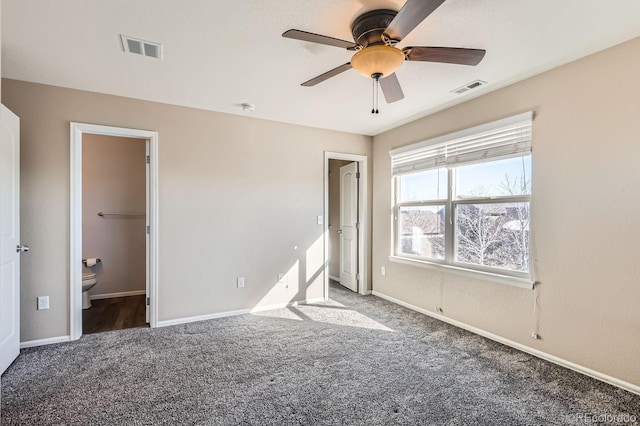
[455,170,530,272]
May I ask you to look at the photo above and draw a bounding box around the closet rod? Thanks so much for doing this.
[97,212,145,218]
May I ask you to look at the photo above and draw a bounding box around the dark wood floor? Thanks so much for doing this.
[82,295,147,334]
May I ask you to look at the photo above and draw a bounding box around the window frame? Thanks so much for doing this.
[393,157,532,283]
[389,113,534,287]
[393,169,448,263]
[451,195,531,277]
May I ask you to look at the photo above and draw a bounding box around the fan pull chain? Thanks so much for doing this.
[371,73,381,114]
[371,78,375,114]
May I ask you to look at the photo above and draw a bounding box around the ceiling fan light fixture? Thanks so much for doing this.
[351,45,404,79]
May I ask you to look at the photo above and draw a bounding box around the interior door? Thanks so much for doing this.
[339,162,359,292]
[0,104,21,374]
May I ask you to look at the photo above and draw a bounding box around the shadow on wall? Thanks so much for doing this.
[253,233,326,309]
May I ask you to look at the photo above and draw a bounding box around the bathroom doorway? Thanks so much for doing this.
[81,134,147,334]
[70,123,159,340]
[323,152,368,299]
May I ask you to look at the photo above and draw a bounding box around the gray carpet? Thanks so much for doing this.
[2,283,639,425]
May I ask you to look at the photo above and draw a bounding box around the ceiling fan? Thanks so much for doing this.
[282,0,486,113]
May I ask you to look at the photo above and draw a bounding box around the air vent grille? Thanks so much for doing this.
[121,35,162,60]
[452,80,487,94]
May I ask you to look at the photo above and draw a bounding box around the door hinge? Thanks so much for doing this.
[146,225,150,234]
[355,222,361,230]
[146,297,150,306]
[146,155,150,164]
[356,273,361,281]
[356,172,361,179]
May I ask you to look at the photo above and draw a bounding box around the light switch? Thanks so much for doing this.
[37,296,50,310]
[317,215,323,225]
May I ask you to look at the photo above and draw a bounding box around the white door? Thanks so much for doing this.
[339,162,358,292]
[0,104,21,374]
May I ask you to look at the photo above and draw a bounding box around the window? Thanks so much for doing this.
[391,112,532,279]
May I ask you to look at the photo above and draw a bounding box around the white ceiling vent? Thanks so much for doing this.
[451,80,487,94]
[120,35,162,60]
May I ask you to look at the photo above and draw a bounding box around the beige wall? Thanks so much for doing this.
[372,37,640,387]
[328,160,351,279]
[82,134,146,297]
[2,79,372,341]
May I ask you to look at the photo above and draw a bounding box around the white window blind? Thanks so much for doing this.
[390,112,532,175]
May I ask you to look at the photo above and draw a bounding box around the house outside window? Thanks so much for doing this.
[390,112,533,281]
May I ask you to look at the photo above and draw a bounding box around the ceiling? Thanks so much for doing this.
[3,1,640,136]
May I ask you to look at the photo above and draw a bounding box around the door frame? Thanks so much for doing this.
[324,151,368,298]
[69,123,159,340]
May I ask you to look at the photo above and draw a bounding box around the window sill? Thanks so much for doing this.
[388,256,534,290]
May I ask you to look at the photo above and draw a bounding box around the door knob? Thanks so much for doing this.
[16,245,30,253]
[337,229,343,234]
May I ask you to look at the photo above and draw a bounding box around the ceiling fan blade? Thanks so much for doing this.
[405,47,486,65]
[301,63,353,87]
[380,73,404,103]
[283,29,358,50]
[384,0,446,41]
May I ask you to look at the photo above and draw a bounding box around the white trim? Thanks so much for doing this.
[90,290,147,300]
[324,152,369,301]
[70,125,83,341]
[156,298,326,328]
[372,290,640,396]
[70,123,160,341]
[388,256,534,289]
[20,335,71,349]
[147,137,159,326]
[329,275,340,283]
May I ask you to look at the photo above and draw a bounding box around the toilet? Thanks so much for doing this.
[82,273,98,309]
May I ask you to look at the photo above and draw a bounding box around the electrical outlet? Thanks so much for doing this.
[278,273,285,284]
[381,266,386,276]
[237,277,245,288]
[37,296,50,310]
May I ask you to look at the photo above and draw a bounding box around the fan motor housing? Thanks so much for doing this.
[351,9,398,47]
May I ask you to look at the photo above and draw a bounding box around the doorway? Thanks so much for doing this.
[81,134,147,333]
[70,123,158,340]
[324,152,368,299]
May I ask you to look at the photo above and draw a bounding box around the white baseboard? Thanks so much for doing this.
[372,290,640,396]
[90,290,146,300]
[329,275,340,282]
[20,335,70,349]
[156,297,327,328]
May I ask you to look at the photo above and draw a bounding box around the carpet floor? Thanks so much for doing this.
[2,283,639,425]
